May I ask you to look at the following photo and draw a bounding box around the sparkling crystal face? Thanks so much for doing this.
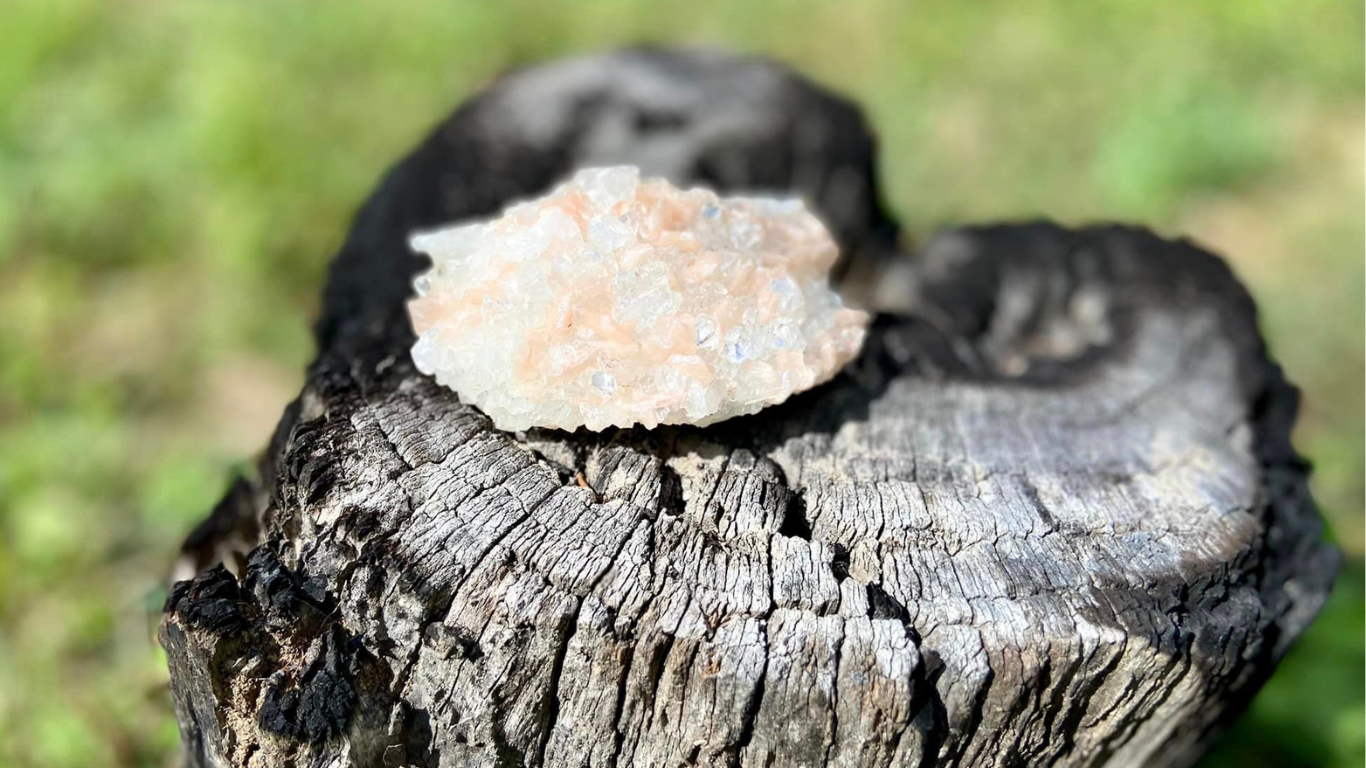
[407,166,869,432]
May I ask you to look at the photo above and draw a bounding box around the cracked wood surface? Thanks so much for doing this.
[160,49,1336,768]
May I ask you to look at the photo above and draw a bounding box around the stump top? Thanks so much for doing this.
[162,49,1335,768]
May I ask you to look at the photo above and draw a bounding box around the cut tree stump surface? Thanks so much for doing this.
[161,49,1336,768]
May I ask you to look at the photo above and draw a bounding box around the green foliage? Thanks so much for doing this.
[0,1,1359,766]
[1093,88,1276,217]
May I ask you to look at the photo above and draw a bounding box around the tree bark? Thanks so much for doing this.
[161,48,1336,768]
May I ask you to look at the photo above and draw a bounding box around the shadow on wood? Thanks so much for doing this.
[161,48,1336,768]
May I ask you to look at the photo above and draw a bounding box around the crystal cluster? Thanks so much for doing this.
[407,166,868,431]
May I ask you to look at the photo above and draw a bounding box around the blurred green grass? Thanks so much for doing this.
[0,1,1359,766]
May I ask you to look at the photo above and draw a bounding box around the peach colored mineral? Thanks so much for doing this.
[407,166,868,432]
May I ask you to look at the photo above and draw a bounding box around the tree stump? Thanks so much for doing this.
[161,49,1336,768]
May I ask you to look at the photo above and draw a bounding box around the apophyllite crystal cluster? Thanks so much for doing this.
[407,166,868,431]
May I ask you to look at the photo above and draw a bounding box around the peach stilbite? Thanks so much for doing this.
[407,166,868,432]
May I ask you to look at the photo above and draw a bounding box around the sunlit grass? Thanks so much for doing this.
[0,1,1360,766]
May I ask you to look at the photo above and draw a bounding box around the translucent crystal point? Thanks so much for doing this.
[407,166,869,432]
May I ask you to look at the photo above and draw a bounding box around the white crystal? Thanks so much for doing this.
[694,314,719,349]
[407,166,869,431]
[591,371,616,395]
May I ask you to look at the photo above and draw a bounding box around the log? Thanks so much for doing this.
[161,49,1336,768]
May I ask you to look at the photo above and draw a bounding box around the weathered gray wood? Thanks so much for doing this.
[161,49,1336,768]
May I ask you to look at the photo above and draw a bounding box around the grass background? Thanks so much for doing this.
[0,1,1360,766]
